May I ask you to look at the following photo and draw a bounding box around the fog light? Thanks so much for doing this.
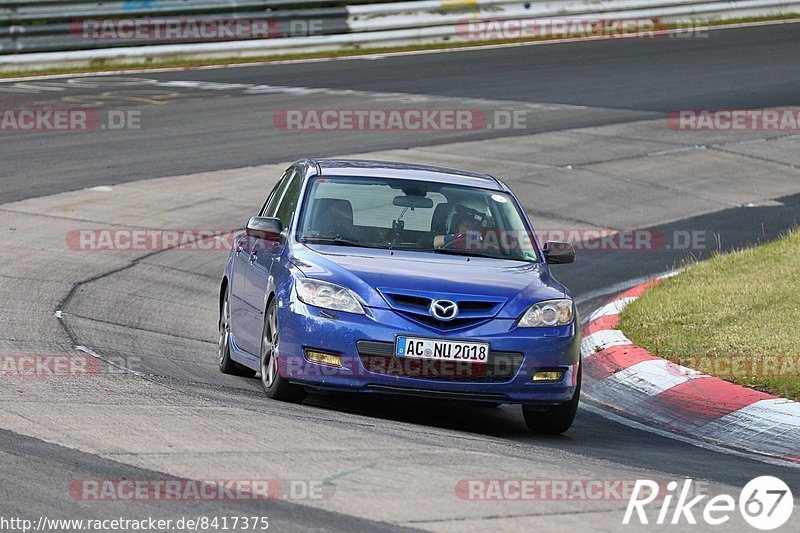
[306,350,342,367]
[532,370,564,382]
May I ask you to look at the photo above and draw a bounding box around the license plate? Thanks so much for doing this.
[395,336,489,363]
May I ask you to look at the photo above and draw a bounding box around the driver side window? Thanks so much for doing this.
[274,170,303,228]
[260,169,293,217]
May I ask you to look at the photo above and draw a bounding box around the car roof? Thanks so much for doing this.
[301,159,505,191]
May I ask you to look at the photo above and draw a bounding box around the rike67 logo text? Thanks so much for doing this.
[624,477,793,530]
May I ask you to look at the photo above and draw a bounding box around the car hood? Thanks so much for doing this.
[290,244,567,318]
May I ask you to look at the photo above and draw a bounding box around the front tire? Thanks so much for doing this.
[260,299,307,403]
[522,364,580,435]
[219,288,256,378]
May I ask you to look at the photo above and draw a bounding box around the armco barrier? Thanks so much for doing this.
[0,1,358,53]
[347,0,800,32]
[1,0,799,71]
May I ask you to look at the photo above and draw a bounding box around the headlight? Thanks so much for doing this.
[519,299,574,327]
[295,278,365,314]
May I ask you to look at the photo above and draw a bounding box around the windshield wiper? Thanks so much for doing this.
[430,248,526,261]
[301,236,380,249]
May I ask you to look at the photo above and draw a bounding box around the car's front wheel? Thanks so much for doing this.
[522,364,580,435]
[219,288,256,378]
[260,299,307,403]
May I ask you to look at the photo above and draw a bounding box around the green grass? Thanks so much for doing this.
[1,14,798,78]
[618,228,800,400]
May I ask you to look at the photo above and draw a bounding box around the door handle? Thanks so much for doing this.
[235,243,243,255]
[249,251,258,263]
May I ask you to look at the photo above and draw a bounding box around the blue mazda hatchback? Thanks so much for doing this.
[219,159,581,433]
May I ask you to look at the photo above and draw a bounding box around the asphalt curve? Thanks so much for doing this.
[1,22,799,531]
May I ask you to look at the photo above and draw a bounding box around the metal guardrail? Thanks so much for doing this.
[0,1,375,53]
[0,0,798,66]
[0,1,357,23]
[345,0,800,32]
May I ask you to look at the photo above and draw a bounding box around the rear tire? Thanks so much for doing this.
[218,288,257,378]
[522,364,581,435]
[260,299,307,403]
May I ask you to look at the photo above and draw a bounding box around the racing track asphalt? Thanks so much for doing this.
[0,428,413,532]
[1,23,800,203]
[1,22,799,531]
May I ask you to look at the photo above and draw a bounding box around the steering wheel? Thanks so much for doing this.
[437,230,485,250]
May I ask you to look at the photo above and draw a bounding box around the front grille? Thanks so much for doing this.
[386,293,429,311]
[457,301,498,312]
[397,313,491,330]
[356,340,523,383]
[379,290,506,330]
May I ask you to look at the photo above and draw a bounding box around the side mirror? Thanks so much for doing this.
[246,216,283,242]
[543,241,575,264]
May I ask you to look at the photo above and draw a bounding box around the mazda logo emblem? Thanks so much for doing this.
[430,299,458,321]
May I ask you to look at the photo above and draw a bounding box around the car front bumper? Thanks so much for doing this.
[277,298,581,405]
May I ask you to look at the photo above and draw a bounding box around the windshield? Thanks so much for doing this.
[297,176,539,262]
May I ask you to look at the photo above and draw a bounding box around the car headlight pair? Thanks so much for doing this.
[519,299,574,327]
[295,278,365,315]
[295,279,572,326]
